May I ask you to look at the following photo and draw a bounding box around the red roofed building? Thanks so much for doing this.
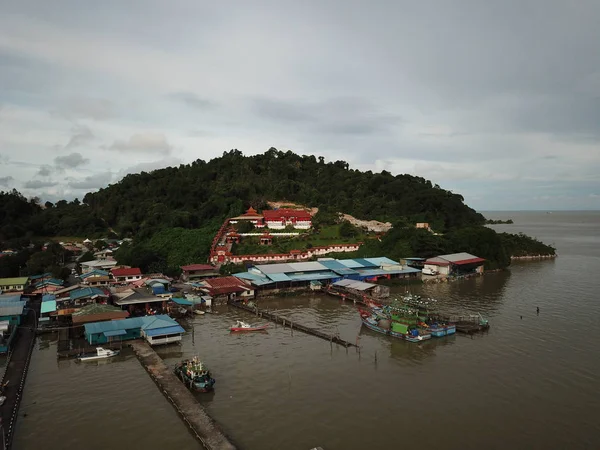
[229,207,265,228]
[180,264,219,282]
[423,253,485,276]
[111,267,143,283]
[197,276,254,300]
[262,209,312,230]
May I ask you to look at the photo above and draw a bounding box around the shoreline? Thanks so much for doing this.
[510,254,557,261]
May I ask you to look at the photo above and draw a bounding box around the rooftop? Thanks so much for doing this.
[111,267,142,277]
[83,314,182,335]
[262,209,312,220]
[41,300,57,314]
[0,301,26,316]
[0,277,29,287]
[181,264,217,272]
[69,287,109,301]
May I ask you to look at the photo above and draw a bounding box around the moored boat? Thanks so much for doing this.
[361,316,431,342]
[230,320,269,332]
[174,356,215,392]
[78,347,119,361]
[194,310,205,315]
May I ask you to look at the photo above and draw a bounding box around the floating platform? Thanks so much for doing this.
[130,340,236,450]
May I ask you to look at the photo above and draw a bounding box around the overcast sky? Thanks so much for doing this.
[1,0,599,210]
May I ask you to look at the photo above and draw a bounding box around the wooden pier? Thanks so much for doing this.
[229,301,357,348]
[130,341,236,450]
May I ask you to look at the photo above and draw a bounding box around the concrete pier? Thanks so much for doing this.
[130,341,236,450]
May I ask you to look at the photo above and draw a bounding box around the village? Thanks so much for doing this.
[0,207,487,354]
[0,206,487,449]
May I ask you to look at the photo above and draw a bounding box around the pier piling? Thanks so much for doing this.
[229,301,357,348]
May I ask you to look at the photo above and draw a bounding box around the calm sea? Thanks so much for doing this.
[11,211,600,450]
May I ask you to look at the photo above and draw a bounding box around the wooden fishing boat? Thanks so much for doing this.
[78,347,119,361]
[361,316,431,342]
[230,320,269,332]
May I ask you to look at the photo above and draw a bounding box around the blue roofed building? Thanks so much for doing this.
[84,314,185,346]
[0,300,26,325]
[234,257,420,291]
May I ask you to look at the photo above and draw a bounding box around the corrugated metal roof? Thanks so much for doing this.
[287,272,339,282]
[171,297,193,306]
[0,294,23,302]
[358,267,421,277]
[42,294,56,302]
[70,287,108,301]
[104,329,127,337]
[254,263,296,274]
[318,260,347,270]
[332,267,360,276]
[144,325,185,337]
[353,258,375,268]
[0,277,28,287]
[41,300,57,314]
[337,259,364,268]
[364,257,400,266]
[332,279,376,291]
[266,273,292,282]
[436,252,481,263]
[287,262,327,272]
[232,272,274,286]
[0,301,25,316]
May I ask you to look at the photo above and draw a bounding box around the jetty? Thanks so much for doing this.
[130,340,236,450]
[0,303,38,450]
[229,301,357,348]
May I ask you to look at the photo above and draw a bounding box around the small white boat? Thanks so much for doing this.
[194,310,205,315]
[78,347,120,361]
[230,320,269,332]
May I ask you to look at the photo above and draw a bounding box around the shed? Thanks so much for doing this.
[0,300,26,325]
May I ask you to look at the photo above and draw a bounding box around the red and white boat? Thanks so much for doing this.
[230,320,269,332]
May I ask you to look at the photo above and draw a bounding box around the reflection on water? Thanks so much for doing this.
[15,211,600,449]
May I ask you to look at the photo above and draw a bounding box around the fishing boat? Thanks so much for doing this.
[78,347,119,361]
[361,315,431,342]
[174,356,215,392]
[230,320,269,332]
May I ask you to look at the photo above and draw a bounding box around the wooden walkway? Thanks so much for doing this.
[229,301,357,348]
[130,341,236,450]
[0,304,38,450]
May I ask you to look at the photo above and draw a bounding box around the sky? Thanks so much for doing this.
[1,0,599,211]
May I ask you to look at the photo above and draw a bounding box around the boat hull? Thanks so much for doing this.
[79,350,119,361]
[230,325,269,332]
[361,318,431,342]
[429,324,456,337]
[174,367,215,392]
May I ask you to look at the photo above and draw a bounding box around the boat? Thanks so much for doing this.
[230,320,269,332]
[361,315,431,342]
[194,310,205,315]
[78,347,119,361]
[174,356,215,392]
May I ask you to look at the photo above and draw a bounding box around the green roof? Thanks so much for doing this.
[0,277,29,287]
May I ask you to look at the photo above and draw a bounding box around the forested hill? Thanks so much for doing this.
[84,148,484,237]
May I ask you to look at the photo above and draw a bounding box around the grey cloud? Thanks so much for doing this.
[54,152,89,169]
[36,165,53,176]
[23,180,59,189]
[64,125,94,149]
[68,171,113,190]
[108,132,172,154]
[252,97,401,136]
[170,92,216,110]
[0,176,14,187]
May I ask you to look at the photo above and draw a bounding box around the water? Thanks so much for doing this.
[12,211,600,449]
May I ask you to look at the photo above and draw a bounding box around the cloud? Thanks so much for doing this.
[36,165,52,176]
[54,152,89,169]
[118,156,183,177]
[0,176,14,187]
[63,125,94,150]
[68,171,113,190]
[108,132,172,154]
[170,92,216,109]
[23,180,59,189]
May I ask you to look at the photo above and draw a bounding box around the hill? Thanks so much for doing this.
[1,148,555,276]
